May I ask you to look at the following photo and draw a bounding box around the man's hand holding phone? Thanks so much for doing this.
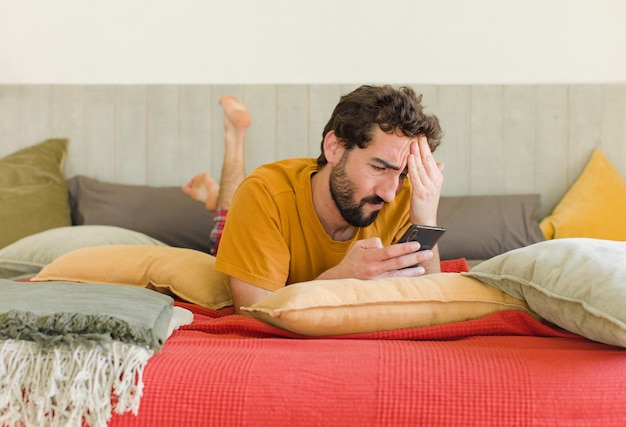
[398,224,446,268]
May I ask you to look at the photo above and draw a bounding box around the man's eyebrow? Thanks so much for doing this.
[371,157,401,171]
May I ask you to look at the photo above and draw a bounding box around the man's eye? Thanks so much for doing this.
[371,165,385,172]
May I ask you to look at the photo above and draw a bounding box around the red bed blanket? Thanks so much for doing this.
[110,303,626,427]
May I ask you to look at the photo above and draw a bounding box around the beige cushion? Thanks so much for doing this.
[465,238,626,347]
[33,245,232,309]
[0,139,71,249]
[0,225,166,279]
[242,273,531,336]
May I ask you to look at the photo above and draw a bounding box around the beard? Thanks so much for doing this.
[329,153,384,227]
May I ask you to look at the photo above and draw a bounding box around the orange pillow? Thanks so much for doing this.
[33,245,232,309]
[242,273,531,336]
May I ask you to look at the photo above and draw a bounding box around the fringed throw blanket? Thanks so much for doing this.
[0,279,174,427]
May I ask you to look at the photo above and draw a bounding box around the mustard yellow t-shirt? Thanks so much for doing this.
[215,158,412,291]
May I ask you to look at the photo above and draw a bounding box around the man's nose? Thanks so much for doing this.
[377,177,401,204]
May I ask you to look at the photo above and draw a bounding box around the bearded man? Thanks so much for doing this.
[214,85,444,313]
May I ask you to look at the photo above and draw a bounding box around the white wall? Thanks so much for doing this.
[1,0,624,84]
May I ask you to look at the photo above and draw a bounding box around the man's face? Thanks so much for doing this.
[329,127,414,227]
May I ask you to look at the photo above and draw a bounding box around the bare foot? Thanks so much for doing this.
[219,96,252,133]
[182,173,220,212]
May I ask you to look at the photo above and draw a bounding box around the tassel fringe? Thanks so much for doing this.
[0,339,153,427]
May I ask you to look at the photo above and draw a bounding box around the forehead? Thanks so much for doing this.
[355,127,415,167]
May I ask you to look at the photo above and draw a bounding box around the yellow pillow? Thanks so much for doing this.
[241,273,532,336]
[540,149,626,240]
[32,245,232,309]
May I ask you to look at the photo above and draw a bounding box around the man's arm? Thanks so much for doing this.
[230,237,436,314]
[419,245,441,274]
[230,277,271,314]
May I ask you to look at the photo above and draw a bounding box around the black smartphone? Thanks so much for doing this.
[398,224,446,250]
[398,224,446,268]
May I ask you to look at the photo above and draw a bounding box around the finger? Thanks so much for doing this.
[413,138,445,193]
[418,136,437,172]
[410,159,430,190]
[391,249,433,271]
[411,137,436,178]
[389,265,426,278]
[387,241,422,258]
[408,142,427,186]
[382,250,433,276]
[357,237,384,250]
[409,165,425,190]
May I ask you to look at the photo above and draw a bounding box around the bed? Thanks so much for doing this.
[2,138,626,426]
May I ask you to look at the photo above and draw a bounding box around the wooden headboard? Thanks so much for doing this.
[1,84,625,217]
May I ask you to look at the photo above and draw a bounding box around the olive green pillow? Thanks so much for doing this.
[0,139,71,249]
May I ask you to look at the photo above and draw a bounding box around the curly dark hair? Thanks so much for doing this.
[317,85,443,167]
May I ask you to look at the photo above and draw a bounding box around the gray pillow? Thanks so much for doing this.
[67,175,214,253]
[464,238,626,347]
[437,194,545,260]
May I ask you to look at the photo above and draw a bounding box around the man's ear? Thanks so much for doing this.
[323,130,344,164]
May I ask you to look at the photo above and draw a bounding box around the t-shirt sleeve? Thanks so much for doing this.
[214,176,291,291]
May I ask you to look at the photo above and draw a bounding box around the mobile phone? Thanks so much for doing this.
[398,224,446,268]
[398,224,446,250]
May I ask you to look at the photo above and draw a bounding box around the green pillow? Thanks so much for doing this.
[0,139,71,249]
[464,238,626,347]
